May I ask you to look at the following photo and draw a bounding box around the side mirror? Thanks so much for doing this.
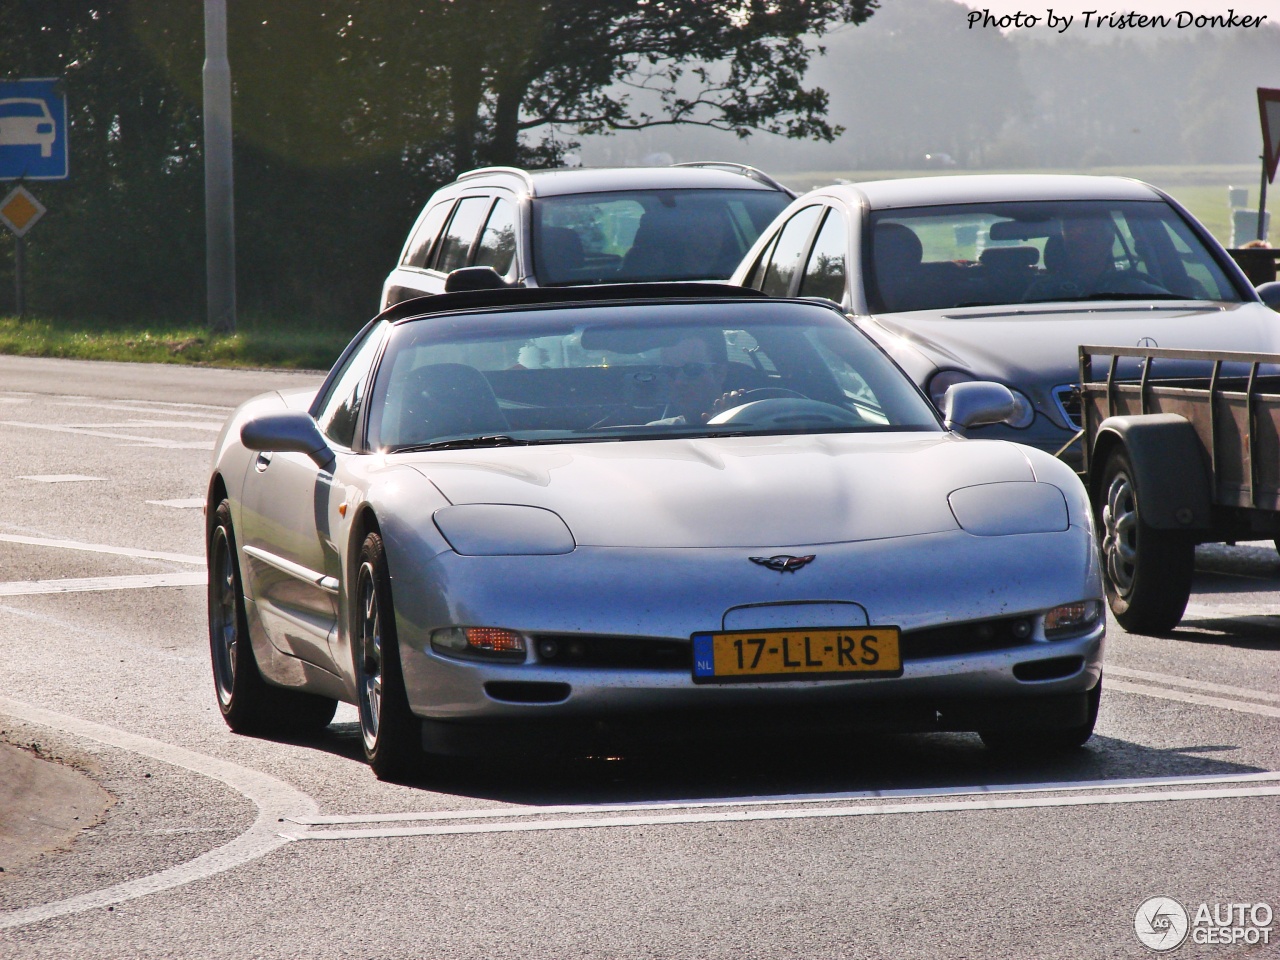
[942,381,1017,431]
[444,266,510,293]
[1257,281,1280,311]
[241,411,335,470]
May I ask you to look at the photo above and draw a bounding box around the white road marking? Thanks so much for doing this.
[286,782,1280,842]
[0,533,204,564]
[60,421,223,431]
[18,474,104,483]
[56,399,231,413]
[146,498,205,509]
[1108,678,1280,719]
[0,572,207,596]
[1107,665,1280,705]
[56,401,231,418]
[289,771,1280,828]
[1184,602,1280,619]
[0,420,213,450]
[0,697,317,931]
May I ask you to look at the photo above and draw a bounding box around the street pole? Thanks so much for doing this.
[203,0,236,334]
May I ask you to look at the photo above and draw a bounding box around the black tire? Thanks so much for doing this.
[353,531,422,780]
[1095,449,1194,635]
[980,679,1102,754]
[208,499,338,735]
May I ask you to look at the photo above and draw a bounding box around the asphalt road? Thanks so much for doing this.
[0,355,1275,959]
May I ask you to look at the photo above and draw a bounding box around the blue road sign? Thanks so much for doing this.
[0,78,68,181]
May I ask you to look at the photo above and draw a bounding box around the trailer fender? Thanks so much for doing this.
[1091,414,1212,532]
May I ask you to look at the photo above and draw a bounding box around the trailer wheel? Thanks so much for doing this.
[1097,449,1194,634]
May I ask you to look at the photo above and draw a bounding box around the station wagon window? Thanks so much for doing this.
[799,209,847,304]
[401,201,454,268]
[316,325,385,449]
[472,198,517,276]
[760,205,822,297]
[433,196,491,274]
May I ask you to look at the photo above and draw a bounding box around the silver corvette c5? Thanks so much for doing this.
[206,284,1105,779]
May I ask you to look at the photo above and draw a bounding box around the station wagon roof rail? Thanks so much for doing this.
[672,161,798,198]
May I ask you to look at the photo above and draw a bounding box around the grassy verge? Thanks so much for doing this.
[0,314,352,370]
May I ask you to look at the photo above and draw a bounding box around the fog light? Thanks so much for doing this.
[1044,600,1101,639]
[1011,618,1033,640]
[431,626,526,662]
[538,638,560,660]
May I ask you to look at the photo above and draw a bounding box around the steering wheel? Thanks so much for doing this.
[707,397,866,428]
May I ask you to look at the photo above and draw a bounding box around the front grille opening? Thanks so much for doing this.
[484,681,571,703]
[1013,656,1085,682]
[1052,384,1081,429]
[532,634,691,670]
[900,616,1033,661]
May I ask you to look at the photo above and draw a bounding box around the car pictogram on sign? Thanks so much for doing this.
[0,99,56,158]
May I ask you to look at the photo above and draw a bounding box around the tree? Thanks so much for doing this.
[387,0,881,174]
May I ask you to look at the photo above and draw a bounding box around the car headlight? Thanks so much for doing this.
[1044,600,1102,639]
[927,369,976,408]
[433,504,574,556]
[927,370,1034,428]
[948,482,1068,536]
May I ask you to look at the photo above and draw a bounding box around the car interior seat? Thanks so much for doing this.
[537,226,586,280]
[871,222,924,312]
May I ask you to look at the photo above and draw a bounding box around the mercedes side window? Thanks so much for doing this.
[761,206,823,297]
[799,209,848,304]
[473,198,518,277]
[433,196,491,274]
[316,326,386,449]
[401,201,454,269]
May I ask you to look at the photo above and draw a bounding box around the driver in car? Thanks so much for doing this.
[1026,214,1168,301]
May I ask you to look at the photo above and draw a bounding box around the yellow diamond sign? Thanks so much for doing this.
[0,186,46,238]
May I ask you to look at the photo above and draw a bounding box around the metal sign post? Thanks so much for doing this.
[0,186,47,320]
[1257,88,1280,243]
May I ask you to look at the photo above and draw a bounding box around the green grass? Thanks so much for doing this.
[781,163,1273,248]
[0,314,351,370]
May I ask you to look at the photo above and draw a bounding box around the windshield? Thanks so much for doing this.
[865,199,1242,313]
[532,189,791,285]
[368,301,939,451]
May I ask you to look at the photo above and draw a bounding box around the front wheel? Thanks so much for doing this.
[354,531,422,780]
[1096,449,1194,635]
[208,499,337,734]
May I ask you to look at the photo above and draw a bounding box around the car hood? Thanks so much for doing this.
[871,300,1280,388]
[407,433,1038,548]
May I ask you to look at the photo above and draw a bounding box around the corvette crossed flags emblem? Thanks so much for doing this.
[749,554,816,573]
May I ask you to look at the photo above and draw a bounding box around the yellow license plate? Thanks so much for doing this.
[691,627,902,683]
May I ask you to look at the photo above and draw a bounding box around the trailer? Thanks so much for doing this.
[1078,344,1280,634]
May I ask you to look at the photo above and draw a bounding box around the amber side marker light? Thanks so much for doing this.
[431,626,527,662]
[1044,600,1102,639]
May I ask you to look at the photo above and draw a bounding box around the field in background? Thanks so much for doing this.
[780,164,1273,248]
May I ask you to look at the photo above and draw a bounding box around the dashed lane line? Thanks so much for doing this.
[1108,678,1280,719]
[0,533,204,565]
[1107,665,1280,705]
[0,420,213,450]
[0,697,317,931]
[0,572,207,596]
